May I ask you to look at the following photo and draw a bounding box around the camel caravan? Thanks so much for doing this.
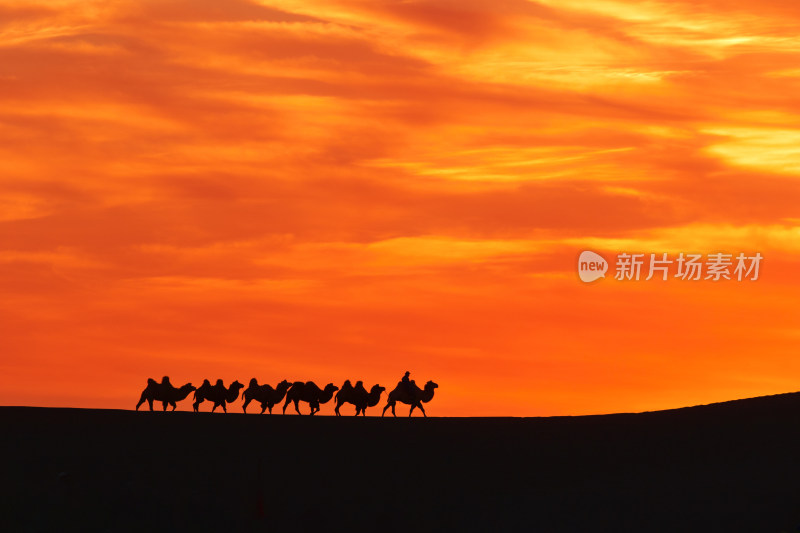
[136,372,439,417]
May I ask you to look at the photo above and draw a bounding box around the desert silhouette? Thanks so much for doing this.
[9,391,800,532]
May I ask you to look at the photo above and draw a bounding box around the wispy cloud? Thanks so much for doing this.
[1,0,799,414]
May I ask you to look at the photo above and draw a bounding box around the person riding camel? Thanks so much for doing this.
[400,371,412,394]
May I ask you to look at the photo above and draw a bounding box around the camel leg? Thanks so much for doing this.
[170,402,177,411]
[147,398,154,412]
[259,403,267,414]
[162,401,169,412]
[136,394,147,411]
[193,400,200,412]
[243,397,251,413]
[221,402,227,413]
[419,404,426,417]
[267,404,274,414]
[294,399,301,415]
[282,398,290,414]
[334,400,341,416]
[381,401,391,417]
[409,404,416,417]
[211,403,217,413]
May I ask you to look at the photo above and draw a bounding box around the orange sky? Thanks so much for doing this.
[1,0,799,415]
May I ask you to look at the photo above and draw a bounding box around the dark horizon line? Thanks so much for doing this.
[3,388,799,418]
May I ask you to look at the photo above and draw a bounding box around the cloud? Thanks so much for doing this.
[1,0,800,414]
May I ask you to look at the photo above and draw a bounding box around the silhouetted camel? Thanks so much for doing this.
[192,379,244,413]
[136,378,196,411]
[334,380,386,416]
[242,378,293,414]
[282,381,339,415]
[382,380,438,417]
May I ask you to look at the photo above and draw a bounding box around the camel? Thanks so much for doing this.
[334,380,386,416]
[282,381,339,415]
[242,378,292,414]
[382,380,438,417]
[136,378,196,411]
[192,379,244,413]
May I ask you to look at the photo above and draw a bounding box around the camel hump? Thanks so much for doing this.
[396,379,420,394]
[249,378,258,387]
[147,378,157,386]
[305,381,323,393]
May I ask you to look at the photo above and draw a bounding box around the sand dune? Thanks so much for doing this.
[3,393,800,532]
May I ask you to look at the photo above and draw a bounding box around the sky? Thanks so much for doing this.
[1,0,799,416]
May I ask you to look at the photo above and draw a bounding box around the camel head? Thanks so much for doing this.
[425,380,439,391]
[371,385,386,395]
[180,383,197,393]
[315,383,339,404]
[230,380,244,391]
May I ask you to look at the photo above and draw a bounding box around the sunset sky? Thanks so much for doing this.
[1,0,799,415]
